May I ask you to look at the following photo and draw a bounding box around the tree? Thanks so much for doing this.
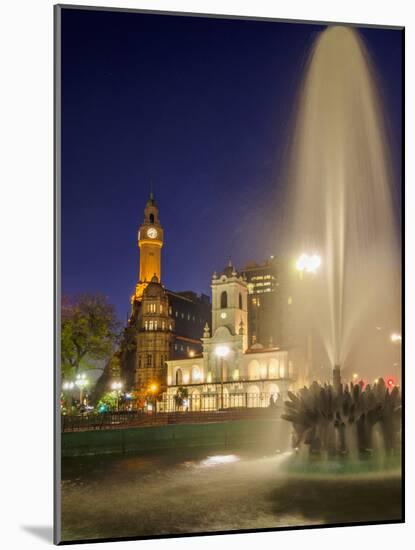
[96,391,118,412]
[174,386,189,410]
[61,294,120,378]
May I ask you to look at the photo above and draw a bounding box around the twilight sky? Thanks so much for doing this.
[60,8,402,321]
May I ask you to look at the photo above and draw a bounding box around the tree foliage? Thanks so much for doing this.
[61,294,120,378]
[174,386,189,409]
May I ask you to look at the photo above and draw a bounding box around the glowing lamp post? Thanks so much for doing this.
[296,253,322,384]
[148,383,158,414]
[215,345,229,410]
[111,381,123,411]
[296,253,321,277]
[62,381,74,412]
[75,373,88,409]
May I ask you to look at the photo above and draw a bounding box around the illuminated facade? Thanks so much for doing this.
[163,261,293,411]
[133,192,164,301]
[123,193,211,393]
[135,276,174,392]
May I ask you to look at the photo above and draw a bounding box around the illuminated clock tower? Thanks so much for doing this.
[133,192,164,301]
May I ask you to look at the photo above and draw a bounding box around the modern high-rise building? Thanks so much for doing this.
[241,257,281,348]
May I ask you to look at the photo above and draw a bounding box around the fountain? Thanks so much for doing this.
[280,26,401,466]
[282,379,401,458]
[283,26,401,380]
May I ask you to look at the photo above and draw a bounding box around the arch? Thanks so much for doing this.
[239,292,243,310]
[149,213,154,224]
[175,368,183,385]
[248,360,260,380]
[268,358,279,378]
[260,362,268,379]
[268,383,280,397]
[191,365,201,383]
[220,290,228,309]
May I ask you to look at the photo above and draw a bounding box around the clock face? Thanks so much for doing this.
[147,228,158,239]
[220,312,227,319]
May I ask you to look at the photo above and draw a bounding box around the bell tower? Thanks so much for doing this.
[211,260,248,351]
[133,192,164,301]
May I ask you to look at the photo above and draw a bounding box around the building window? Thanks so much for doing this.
[144,321,148,330]
[181,312,184,319]
[149,213,154,223]
[147,355,152,366]
[220,290,228,309]
[239,293,243,310]
[154,321,158,331]
[149,320,154,330]
[162,321,166,330]
[175,311,178,317]
[176,369,183,385]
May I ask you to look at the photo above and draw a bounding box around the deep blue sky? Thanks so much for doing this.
[61,8,402,321]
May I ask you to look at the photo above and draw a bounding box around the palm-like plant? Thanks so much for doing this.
[282,378,401,456]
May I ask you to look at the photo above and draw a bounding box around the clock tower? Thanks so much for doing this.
[133,192,164,301]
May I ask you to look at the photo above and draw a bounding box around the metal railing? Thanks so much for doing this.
[61,393,283,432]
[158,392,283,412]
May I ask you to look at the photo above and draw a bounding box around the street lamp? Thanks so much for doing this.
[295,253,321,383]
[296,253,321,275]
[75,373,88,409]
[148,383,158,414]
[62,381,74,412]
[111,380,123,411]
[215,345,229,410]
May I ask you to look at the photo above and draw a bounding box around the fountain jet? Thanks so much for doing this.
[284,26,401,378]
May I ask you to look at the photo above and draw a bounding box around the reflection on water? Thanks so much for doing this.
[200,454,240,467]
[61,447,401,542]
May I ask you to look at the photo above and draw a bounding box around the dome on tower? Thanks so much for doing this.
[221,258,238,278]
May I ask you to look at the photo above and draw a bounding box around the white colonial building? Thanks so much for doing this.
[162,261,294,411]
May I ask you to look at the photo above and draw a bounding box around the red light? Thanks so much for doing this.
[387,378,395,388]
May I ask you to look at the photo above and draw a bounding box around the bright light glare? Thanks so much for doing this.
[390,333,402,343]
[296,253,321,273]
[215,345,230,358]
[75,374,88,388]
[111,381,123,391]
[201,454,240,467]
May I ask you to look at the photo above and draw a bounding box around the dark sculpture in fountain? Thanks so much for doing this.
[282,378,401,456]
